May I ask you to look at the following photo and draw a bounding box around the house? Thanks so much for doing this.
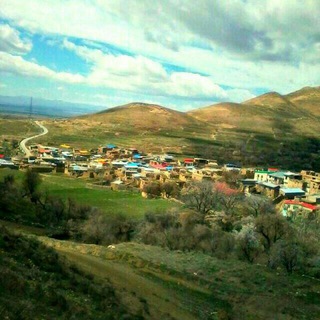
[239,179,257,194]
[282,200,319,218]
[194,158,209,167]
[283,172,302,187]
[301,170,320,194]
[280,188,305,199]
[98,144,117,154]
[256,182,280,198]
[303,193,320,204]
[184,158,194,166]
[267,171,286,185]
[224,163,241,171]
[254,170,271,182]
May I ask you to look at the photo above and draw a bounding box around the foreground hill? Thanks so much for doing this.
[0,226,134,319]
[2,220,319,320]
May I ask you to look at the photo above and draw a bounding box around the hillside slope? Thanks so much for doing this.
[92,102,197,130]
[34,86,320,170]
[28,235,320,320]
[187,87,320,169]
[40,102,213,154]
[0,227,134,319]
[285,86,320,118]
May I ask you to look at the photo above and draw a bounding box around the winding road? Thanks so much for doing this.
[20,121,48,157]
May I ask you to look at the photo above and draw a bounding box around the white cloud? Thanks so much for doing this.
[62,39,226,99]
[0,52,85,84]
[0,0,319,105]
[0,24,32,54]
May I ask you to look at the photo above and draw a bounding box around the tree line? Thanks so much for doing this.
[1,171,319,276]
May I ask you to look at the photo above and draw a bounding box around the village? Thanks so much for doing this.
[1,141,319,219]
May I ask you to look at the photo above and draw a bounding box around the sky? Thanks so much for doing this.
[0,0,319,112]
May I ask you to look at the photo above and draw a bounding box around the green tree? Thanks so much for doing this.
[23,169,42,202]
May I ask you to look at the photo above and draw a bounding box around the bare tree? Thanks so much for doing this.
[255,214,290,252]
[245,195,276,217]
[270,240,300,274]
[181,181,217,216]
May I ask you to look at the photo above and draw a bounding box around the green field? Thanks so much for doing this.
[0,169,179,219]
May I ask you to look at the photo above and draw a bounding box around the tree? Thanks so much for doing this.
[82,211,134,245]
[143,182,161,198]
[245,195,276,217]
[161,181,179,198]
[23,169,42,202]
[213,182,242,218]
[181,181,217,216]
[255,214,290,252]
[11,139,19,150]
[220,170,242,188]
[270,240,300,274]
[236,225,261,263]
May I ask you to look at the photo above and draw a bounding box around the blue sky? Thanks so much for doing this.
[0,0,319,112]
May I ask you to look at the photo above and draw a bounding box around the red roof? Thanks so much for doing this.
[0,154,4,158]
[184,158,194,163]
[284,200,318,211]
[268,168,279,172]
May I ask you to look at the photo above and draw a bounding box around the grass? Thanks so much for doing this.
[35,238,320,320]
[0,117,40,140]
[0,227,133,319]
[0,169,179,219]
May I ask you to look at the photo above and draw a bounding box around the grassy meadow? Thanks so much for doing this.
[0,168,179,219]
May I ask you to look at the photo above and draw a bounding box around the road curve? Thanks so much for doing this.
[20,121,48,157]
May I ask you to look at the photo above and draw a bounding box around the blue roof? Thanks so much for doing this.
[133,154,142,159]
[280,188,305,194]
[268,172,286,178]
[125,162,139,168]
[106,144,116,149]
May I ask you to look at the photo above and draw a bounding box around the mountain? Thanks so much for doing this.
[285,86,320,118]
[82,102,205,130]
[187,86,320,170]
[0,95,105,117]
[5,86,319,170]
[41,102,212,155]
[244,91,291,107]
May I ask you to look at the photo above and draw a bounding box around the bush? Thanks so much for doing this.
[81,211,135,245]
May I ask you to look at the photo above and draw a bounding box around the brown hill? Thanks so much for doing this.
[285,86,320,118]
[188,87,320,136]
[87,102,202,130]
[244,92,291,108]
[187,87,320,170]
[40,86,319,170]
[44,102,212,155]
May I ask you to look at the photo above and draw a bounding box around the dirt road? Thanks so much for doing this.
[19,121,48,156]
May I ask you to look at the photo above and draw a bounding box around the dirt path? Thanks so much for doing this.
[19,120,48,156]
[51,245,201,320]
